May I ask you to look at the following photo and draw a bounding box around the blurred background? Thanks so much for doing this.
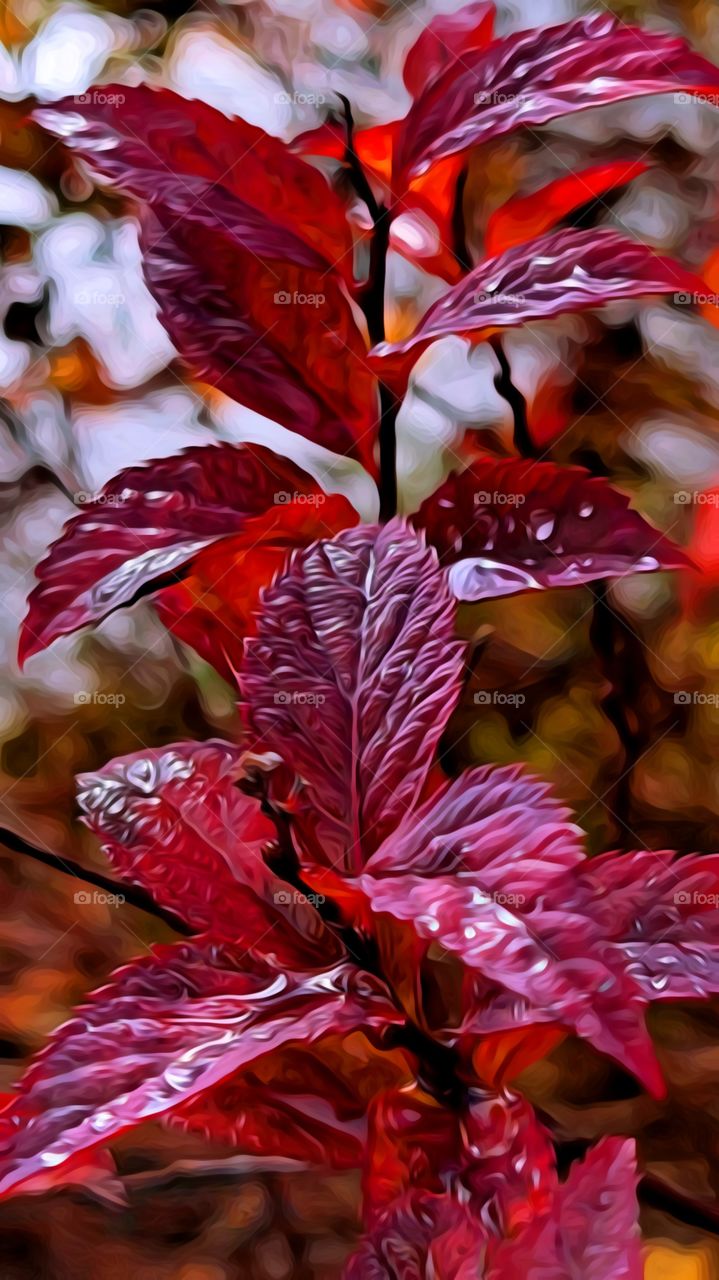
[2,0,719,1274]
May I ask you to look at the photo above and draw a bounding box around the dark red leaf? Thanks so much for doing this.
[344,1189,486,1280]
[350,763,671,1091]
[484,159,649,256]
[402,2,495,99]
[396,12,719,179]
[153,494,358,683]
[241,520,464,872]
[486,1137,642,1280]
[77,739,343,968]
[36,90,376,464]
[371,228,704,386]
[413,455,688,601]
[0,944,401,1199]
[20,442,353,665]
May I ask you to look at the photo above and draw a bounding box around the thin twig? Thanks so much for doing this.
[490,335,538,459]
[339,95,398,522]
[0,825,192,934]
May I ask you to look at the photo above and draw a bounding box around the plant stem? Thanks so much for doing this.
[339,95,398,521]
[490,335,538,458]
[0,824,192,934]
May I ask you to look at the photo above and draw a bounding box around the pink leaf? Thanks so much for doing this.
[353,763,666,1092]
[371,228,704,384]
[241,520,464,872]
[35,90,376,465]
[403,2,495,98]
[487,1137,642,1279]
[344,1189,487,1280]
[413,455,688,600]
[0,944,400,1199]
[19,442,349,665]
[573,849,719,1001]
[396,12,719,178]
[77,739,342,969]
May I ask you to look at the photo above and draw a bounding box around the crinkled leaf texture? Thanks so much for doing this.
[35,89,376,464]
[414,455,688,600]
[77,739,341,969]
[344,760,719,1094]
[241,519,464,871]
[397,11,719,178]
[371,227,704,385]
[346,1088,641,1279]
[19,442,356,667]
[0,945,404,1199]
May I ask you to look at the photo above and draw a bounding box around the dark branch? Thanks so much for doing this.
[0,825,192,935]
[338,95,398,522]
[490,334,538,459]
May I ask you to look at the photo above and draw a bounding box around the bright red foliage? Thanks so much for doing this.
[11,8,719,1274]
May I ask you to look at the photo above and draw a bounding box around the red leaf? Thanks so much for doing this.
[0,945,401,1199]
[572,849,719,1002]
[169,1032,415,1169]
[348,1089,558,1279]
[402,2,495,98]
[352,763,669,1091]
[77,739,342,969]
[371,227,704,386]
[154,494,358,683]
[396,12,719,178]
[241,521,464,872]
[485,159,649,256]
[20,443,349,666]
[486,1137,642,1280]
[37,87,353,276]
[36,90,376,464]
[344,1189,485,1280]
[414,455,688,600]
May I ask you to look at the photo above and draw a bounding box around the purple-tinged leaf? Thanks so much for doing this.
[241,520,464,872]
[77,739,342,968]
[35,90,377,465]
[402,2,495,99]
[486,1137,642,1280]
[365,763,585,884]
[20,442,347,665]
[413,455,688,601]
[0,945,401,1200]
[344,1189,486,1280]
[573,849,719,1002]
[396,12,719,178]
[371,228,705,383]
[352,763,667,1092]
